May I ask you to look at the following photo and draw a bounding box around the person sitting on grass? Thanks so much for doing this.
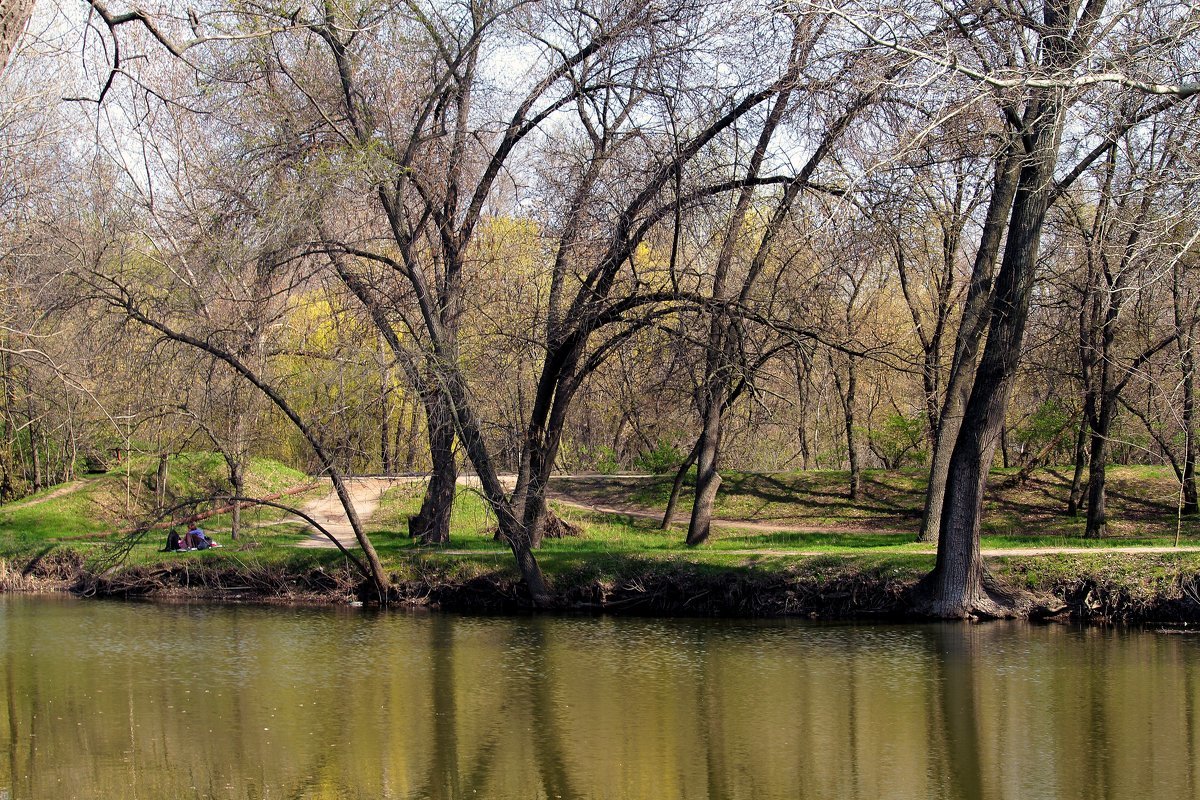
[185,524,208,550]
[164,529,183,552]
[182,524,221,551]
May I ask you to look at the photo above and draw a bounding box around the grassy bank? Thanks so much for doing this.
[4,462,1200,622]
[0,453,321,560]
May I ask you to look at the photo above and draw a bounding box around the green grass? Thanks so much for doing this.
[8,460,1200,594]
[360,467,1200,573]
[0,453,319,565]
[551,464,1200,543]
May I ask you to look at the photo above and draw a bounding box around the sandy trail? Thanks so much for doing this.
[295,477,410,549]
[295,474,519,549]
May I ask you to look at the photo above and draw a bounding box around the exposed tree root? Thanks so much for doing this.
[8,552,1200,624]
[408,513,451,545]
[489,510,582,545]
[538,511,582,539]
[70,560,363,603]
[909,569,1054,620]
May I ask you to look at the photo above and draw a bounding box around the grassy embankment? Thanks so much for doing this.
[0,453,331,578]
[4,459,1200,618]
[359,466,1200,619]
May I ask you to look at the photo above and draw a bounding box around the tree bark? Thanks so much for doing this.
[438,362,552,605]
[1174,264,1198,513]
[919,81,1067,617]
[661,438,700,529]
[380,364,392,476]
[1083,409,1113,539]
[686,400,724,546]
[155,452,169,507]
[230,464,244,541]
[919,146,1021,543]
[0,0,34,72]
[409,388,456,545]
[1183,345,1199,514]
[404,397,419,470]
[833,354,860,501]
[1067,413,1089,515]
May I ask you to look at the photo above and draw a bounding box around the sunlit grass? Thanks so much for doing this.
[9,462,1200,586]
[0,454,318,564]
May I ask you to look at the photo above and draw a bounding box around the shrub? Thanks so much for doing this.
[633,439,685,474]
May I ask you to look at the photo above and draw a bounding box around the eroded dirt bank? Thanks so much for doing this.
[6,551,1200,625]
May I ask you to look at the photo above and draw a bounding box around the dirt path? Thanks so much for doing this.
[547,495,1200,556]
[547,496,913,535]
[5,480,90,508]
[295,474,519,549]
[295,478,410,549]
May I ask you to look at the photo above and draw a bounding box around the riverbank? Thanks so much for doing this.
[7,547,1200,624]
[7,463,1200,622]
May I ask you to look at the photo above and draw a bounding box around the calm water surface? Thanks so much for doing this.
[1,595,1199,799]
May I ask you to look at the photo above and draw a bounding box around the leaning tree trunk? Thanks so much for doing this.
[919,147,1021,544]
[686,399,724,546]
[661,438,700,529]
[409,388,456,545]
[0,0,34,72]
[432,359,551,605]
[918,92,1064,618]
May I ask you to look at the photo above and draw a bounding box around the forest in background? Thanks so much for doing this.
[1,0,1198,614]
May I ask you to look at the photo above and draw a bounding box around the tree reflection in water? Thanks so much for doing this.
[0,598,1198,799]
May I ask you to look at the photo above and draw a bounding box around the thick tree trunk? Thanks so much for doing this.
[919,147,1021,544]
[921,400,997,618]
[919,90,1065,617]
[921,419,958,543]
[409,388,456,545]
[0,0,35,72]
[1083,430,1108,538]
[686,400,724,546]
[1084,399,1117,538]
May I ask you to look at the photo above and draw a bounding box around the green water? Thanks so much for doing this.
[1,595,1198,799]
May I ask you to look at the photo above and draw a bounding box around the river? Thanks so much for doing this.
[1,595,1197,799]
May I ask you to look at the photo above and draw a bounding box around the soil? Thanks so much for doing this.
[294,477,400,549]
[4,481,89,508]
